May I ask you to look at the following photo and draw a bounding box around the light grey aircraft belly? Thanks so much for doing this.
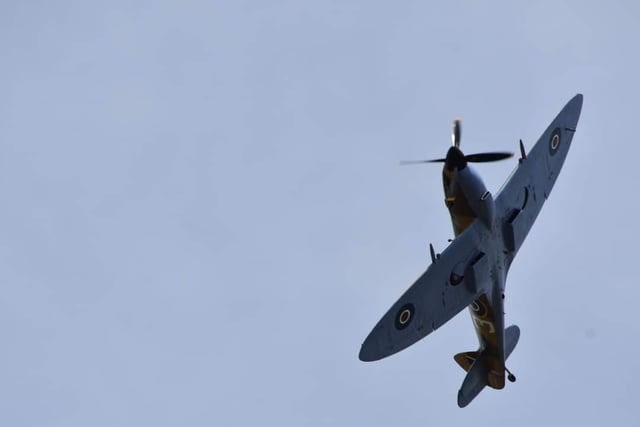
[358,94,583,407]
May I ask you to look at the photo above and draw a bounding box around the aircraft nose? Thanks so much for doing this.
[445,146,467,171]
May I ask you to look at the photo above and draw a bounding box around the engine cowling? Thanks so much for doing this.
[457,166,495,230]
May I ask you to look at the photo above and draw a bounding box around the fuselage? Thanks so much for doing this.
[443,163,507,389]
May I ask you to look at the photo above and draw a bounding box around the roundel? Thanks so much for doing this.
[470,300,487,317]
[548,127,562,156]
[395,303,415,330]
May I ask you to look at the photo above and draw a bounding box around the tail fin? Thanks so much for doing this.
[453,351,479,372]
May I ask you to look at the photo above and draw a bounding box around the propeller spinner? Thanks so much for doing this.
[401,119,513,169]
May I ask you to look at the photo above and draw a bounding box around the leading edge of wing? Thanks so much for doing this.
[496,93,583,202]
[358,226,483,362]
[493,94,583,254]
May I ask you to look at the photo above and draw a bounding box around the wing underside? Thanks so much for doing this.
[496,94,583,255]
[359,226,488,361]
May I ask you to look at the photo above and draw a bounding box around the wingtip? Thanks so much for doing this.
[358,344,380,362]
[572,93,584,109]
[358,346,368,362]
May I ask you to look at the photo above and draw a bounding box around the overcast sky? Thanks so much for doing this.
[1,1,638,426]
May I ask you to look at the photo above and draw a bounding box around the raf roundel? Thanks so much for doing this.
[548,127,562,155]
[395,303,415,330]
[470,300,487,317]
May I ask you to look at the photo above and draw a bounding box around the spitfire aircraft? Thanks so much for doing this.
[358,94,583,407]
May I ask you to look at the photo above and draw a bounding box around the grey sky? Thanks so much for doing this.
[1,1,638,426]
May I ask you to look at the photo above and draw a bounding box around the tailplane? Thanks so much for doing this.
[457,353,487,408]
[504,324,520,360]
[455,324,520,408]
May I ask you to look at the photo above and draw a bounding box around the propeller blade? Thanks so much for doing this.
[464,152,514,163]
[399,158,446,165]
[452,119,461,148]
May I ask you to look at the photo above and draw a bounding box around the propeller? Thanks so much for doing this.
[399,159,446,165]
[452,118,461,148]
[464,152,514,163]
[401,119,513,170]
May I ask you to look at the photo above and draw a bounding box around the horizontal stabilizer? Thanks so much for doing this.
[504,325,520,360]
[457,355,487,408]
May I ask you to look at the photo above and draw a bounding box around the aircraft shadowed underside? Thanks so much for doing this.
[359,94,583,407]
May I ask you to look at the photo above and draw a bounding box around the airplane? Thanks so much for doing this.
[358,94,583,407]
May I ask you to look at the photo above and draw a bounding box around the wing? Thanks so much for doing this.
[359,225,487,362]
[497,94,583,255]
